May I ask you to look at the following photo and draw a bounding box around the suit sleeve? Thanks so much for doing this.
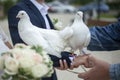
[87,21,120,51]
[8,6,24,45]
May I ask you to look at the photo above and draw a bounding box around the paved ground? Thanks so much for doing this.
[0,13,120,80]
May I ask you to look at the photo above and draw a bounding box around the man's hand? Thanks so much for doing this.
[56,59,75,70]
[56,54,89,70]
[72,54,90,68]
[56,59,69,70]
[72,55,110,80]
[55,52,78,70]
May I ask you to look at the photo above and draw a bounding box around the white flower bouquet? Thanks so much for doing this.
[52,18,64,30]
[0,44,53,80]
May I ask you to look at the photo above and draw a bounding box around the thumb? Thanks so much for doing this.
[78,72,89,79]
[87,55,96,67]
[78,68,94,79]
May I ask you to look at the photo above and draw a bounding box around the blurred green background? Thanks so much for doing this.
[0,0,120,18]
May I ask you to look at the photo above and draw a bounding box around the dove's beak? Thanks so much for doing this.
[16,14,19,19]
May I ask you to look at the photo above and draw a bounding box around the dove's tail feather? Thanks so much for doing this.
[59,27,73,40]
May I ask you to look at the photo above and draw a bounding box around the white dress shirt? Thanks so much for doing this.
[30,0,51,29]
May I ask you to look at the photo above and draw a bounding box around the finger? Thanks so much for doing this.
[63,59,68,70]
[72,55,89,67]
[72,62,80,68]
[78,72,89,79]
[69,63,77,70]
[72,57,82,66]
[59,59,64,70]
[69,65,74,70]
[81,55,90,68]
[87,55,96,67]
[78,66,97,80]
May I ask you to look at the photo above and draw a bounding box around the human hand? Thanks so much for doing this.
[56,59,68,70]
[55,51,78,70]
[72,54,90,68]
[56,59,75,70]
[56,54,89,70]
[74,55,110,80]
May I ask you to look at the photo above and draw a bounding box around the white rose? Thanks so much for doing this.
[10,48,23,58]
[4,69,17,75]
[23,48,36,55]
[11,49,23,60]
[31,64,48,78]
[14,43,27,48]
[43,55,50,63]
[19,57,35,72]
[42,51,50,63]
[4,57,19,75]
[1,53,12,70]
[11,48,34,60]
[33,53,43,64]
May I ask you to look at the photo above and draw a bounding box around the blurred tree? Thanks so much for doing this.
[107,0,120,18]
[0,0,17,17]
[107,1,120,10]
[16,0,21,3]
[0,2,4,19]
[45,0,54,2]
[1,0,53,17]
[3,0,15,16]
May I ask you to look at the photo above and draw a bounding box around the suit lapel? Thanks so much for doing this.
[22,0,55,29]
[46,14,54,29]
[23,0,46,29]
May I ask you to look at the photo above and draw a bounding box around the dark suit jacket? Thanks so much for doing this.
[8,0,57,80]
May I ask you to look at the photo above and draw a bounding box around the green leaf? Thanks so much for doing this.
[53,18,58,24]
[1,73,11,80]
[31,46,43,55]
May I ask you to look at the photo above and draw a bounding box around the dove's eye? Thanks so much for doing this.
[77,13,79,15]
[21,13,24,15]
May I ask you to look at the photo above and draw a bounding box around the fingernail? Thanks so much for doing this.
[59,59,62,62]
[71,62,73,65]
[64,59,66,62]
[71,62,74,65]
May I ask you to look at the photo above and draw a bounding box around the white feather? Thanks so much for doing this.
[17,10,67,58]
[65,11,91,52]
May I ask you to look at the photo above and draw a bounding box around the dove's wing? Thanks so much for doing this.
[64,11,91,51]
[83,32,91,47]
[17,11,64,58]
[19,26,48,47]
[37,28,65,57]
[59,27,73,40]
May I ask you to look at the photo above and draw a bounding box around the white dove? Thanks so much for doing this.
[63,11,91,54]
[16,10,72,58]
